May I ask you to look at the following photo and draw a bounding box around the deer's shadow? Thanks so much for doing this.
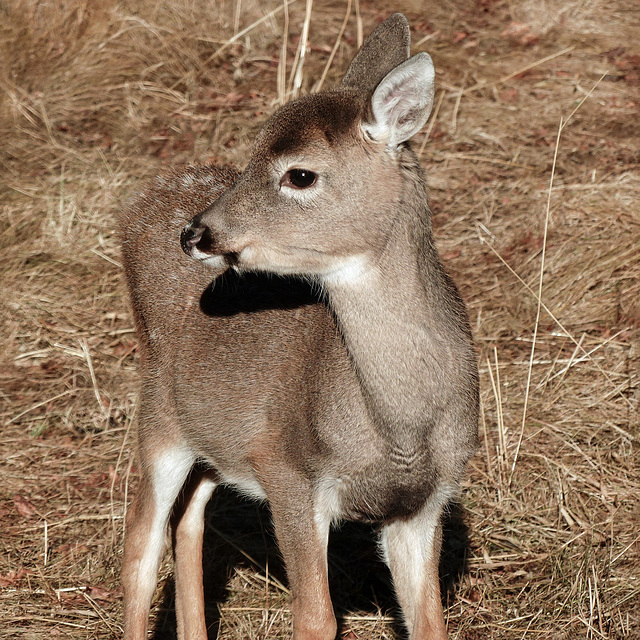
[150,486,470,639]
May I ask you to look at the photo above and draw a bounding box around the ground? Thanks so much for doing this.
[1,0,639,638]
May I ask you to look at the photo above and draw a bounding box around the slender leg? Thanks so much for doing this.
[268,484,337,640]
[122,446,195,640]
[380,491,451,640]
[173,472,218,640]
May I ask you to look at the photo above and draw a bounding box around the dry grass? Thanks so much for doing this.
[1,0,639,638]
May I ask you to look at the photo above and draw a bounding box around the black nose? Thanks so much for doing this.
[180,223,203,255]
[180,222,214,256]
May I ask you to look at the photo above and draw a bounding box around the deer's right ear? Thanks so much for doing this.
[340,13,411,93]
[364,53,435,150]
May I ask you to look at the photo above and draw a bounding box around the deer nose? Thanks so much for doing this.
[180,220,215,256]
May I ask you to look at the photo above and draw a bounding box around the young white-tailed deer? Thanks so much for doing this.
[120,13,478,640]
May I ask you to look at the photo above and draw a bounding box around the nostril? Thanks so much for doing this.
[180,224,202,255]
[180,223,217,256]
[195,226,215,253]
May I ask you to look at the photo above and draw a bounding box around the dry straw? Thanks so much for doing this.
[1,0,638,638]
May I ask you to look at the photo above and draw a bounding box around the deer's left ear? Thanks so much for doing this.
[364,53,435,149]
[340,13,411,93]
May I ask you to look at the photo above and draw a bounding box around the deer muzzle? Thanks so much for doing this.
[180,213,240,268]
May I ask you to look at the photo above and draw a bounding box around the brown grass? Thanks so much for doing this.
[1,0,638,638]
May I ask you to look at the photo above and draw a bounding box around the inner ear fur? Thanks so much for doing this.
[366,52,436,149]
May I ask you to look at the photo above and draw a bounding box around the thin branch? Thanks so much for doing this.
[461,46,575,96]
[206,0,298,62]
[315,0,351,93]
[509,73,608,485]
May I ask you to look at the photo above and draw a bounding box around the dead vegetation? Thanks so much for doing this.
[1,0,638,638]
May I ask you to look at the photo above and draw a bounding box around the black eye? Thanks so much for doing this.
[282,168,317,189]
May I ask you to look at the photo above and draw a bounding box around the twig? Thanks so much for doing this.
[25,513,124,532]
[43,519,48,567]
[12,617,89,629]
[276,0,290,104]
[414,31,441,48]
[440,152,534,170]
[540,333,586,390]
[418,88,445,157]
[82,592,120,636]
[461,46,575,96]
[480,399,494,482]
[291,0,313,99]
[476,234,634,411]
[90,247,122,269]
[7,389,75,425]
[233,0,242,36]
[287,27,303,93]
[79,339,106,417]
[486,348,507,502]
[451,72,467,134]
[315,0,351,93]
[109,403,136,544]
[512,117,562,488]
[205,0,298,62]
[206,523,290,594]
[544,330,626,386]
[353,0,363,49]
[509,73,609,486]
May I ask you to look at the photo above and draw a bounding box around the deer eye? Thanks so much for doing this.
[281,169,317,189]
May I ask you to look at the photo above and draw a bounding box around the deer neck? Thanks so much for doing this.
[323,196,459,451]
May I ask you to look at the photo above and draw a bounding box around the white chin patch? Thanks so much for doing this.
[236,245,299,275]
[190,247,227,270]
[235,245,369,283]
[322,255,368,286]
[237,245,256,263]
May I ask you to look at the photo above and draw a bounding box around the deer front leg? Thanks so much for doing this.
[380,491,450,640]
[268,482,337,640]
[122,446,195,640]
[172,472,218,640]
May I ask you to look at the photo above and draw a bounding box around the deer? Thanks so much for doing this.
[119,13,479,640]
